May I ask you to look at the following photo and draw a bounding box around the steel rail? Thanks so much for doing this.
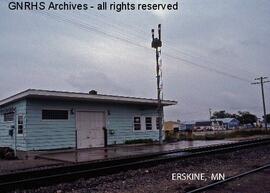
[186,163,270,193]
[1,138,270,192]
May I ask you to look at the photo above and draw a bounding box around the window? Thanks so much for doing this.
[42,110,68,120]
[4,112,14,122]
[133,117,141,131]
[17,115,24,134]
[145,117,152,130]
[156,117,162,130]
[173,127,179,133]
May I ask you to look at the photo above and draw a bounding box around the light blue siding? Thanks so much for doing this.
[107,106,159,144]
[26,100,76,150]
[0,100,27,150]
[25,99,160,151]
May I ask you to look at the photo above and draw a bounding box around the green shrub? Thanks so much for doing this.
[165,130,183,142]
[191,129,270,141]
[0,147,16,160]
[226,129,270,138]
[205,133,226,140]
[125,139,154,144]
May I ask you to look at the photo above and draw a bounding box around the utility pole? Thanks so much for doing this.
[209,108,212,121]
[151,24,163,144]
[252,77,270,129]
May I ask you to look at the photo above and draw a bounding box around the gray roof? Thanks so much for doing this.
[211,118,239,123]
[181,121,196,125]
[0,89,177,107]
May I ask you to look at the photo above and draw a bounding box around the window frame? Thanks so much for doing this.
[41,109,69,121]
[156,116,162,131]
[145,117,153,131]
[17,114,24,135]
[133,116,143,131]
[133,116,159,132]
[3,112,15,122]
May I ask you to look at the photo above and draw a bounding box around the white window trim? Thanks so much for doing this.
[150,116,161,131]
[133,116,144,132]
[133,116,159,132]
[145,116,153,131]
[17,114,24,136]
[153,116,158,130]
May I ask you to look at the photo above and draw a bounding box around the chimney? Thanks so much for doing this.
[89,90,98,95]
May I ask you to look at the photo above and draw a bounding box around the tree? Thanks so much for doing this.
[212,110,234,119]
[237,111,257,125]
[211,110,257,125]
[263,114,270,123]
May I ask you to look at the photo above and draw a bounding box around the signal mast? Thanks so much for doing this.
[151,24,163,144]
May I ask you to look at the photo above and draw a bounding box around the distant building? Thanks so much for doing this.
[212,118,240,129]
[180,121,195,131]
[164,121,180,132]
[180,118,240,131]
[195,121,212,130]
[194,120,223,131]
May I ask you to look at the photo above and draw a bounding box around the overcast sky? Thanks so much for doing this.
[0,0,269,121]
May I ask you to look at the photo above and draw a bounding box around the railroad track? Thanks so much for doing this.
[186,163,270,193]
[1,138,270,192]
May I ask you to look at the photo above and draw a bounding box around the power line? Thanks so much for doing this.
[1,0,252,83]
[163,53,250,82]
[41,12,250,83]
[73,10,255,77]
[41,12,149,49]
[78,11,148,41]
[77,11,256,76]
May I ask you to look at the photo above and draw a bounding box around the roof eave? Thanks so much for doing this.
[0,90,177,107]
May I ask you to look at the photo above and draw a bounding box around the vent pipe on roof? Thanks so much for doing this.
[89,90,98,95]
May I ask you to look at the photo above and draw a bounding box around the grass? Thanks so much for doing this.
[166,129,270,141]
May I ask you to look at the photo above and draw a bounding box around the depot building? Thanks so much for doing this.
[0,89,176,151]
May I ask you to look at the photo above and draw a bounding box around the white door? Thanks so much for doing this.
[76,111,105,149]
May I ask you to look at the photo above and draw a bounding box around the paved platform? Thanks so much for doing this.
[0,159,64,174]
[38,140,234,163]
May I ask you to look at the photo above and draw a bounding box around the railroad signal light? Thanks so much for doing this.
[151,26,162,49]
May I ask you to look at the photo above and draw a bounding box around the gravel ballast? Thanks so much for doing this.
[206,168,270,193]
[8,144,270,193]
